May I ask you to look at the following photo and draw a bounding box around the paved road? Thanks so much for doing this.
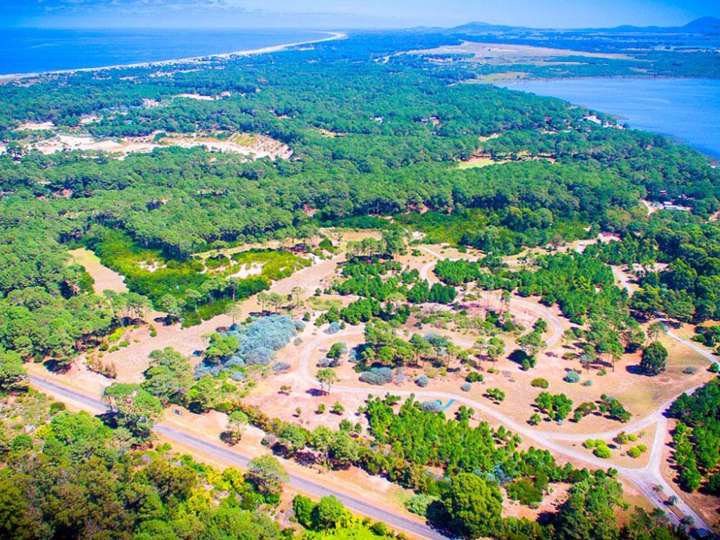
[29,375,447,540]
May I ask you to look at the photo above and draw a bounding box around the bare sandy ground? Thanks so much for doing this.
[69,247,128,294]
[408,41,634,63]
[29,131,292,160]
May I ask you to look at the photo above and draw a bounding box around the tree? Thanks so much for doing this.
[222,410,248,445]
[292,495,315,529]
[278,424,308,455]
[290,286,304,309]
[327,342,347,361]
[441,472,502,539]
[245,455,288,503]
[535,392,573,421]
[226,301,244,324]
[479,336,505,362]
[640,341,668,376]
[142,347,192,405]
[317,368,338,395]
[647,322,665,344]
[158,294,182,324]
[205,332,239,362]
[103,383,163,443]
[555,473,624,540]
[313,496,348,529]
[518,329,545,358]
[0,349,26,393]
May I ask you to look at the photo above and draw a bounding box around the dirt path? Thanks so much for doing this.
[296,324,711,529]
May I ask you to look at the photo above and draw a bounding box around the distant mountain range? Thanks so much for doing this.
[451,16,720,35]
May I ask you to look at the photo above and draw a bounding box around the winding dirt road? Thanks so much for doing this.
[298,324,712,529]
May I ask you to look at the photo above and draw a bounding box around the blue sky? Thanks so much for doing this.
[2,0,718,29]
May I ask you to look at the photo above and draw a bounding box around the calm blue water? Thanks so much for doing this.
[0,28,326,75]
[500,78,720,158]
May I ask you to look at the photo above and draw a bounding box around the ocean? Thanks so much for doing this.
[500,77,720,159]
[0,28,327,75]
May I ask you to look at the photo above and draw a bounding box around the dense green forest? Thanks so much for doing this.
[0,387,405,540]
[0,24,717,402]
[669,378,720,494]
[0,27,719,539]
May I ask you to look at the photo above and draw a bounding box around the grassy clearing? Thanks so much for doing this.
[456,156,499,170]
[87,228,308,326]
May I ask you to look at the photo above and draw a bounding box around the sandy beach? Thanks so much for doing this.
[0,31,347,82]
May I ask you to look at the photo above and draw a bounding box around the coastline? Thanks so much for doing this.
[0,30,347,82]
[496,76,720,160]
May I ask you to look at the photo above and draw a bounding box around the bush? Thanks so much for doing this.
[326,322,342,334]
[583,439,611,458]
[359,367,393,386]
[404,494,438,516]
[627,445,647,458]
[272,362,290,373]
[530,378,549,389]
[196,315,299,377]
[564,370,581,383]
[709,362,720,373]
[682,366,698,375]
[466,371,484,383]
[49,402,66,414]
[461,382,472,392]
[415,375,429,387]
[421,400,444,412]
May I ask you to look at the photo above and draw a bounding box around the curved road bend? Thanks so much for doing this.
[298,326,712,530]
[28,375,447,540]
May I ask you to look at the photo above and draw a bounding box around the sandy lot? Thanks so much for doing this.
[69,247,128,294]
[409,41,634,63]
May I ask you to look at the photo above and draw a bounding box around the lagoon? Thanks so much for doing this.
[500,77,720,159]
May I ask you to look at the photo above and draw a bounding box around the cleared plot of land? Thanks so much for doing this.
[68,247,128,293]
[27,131,292,160]
[408,41,634,63]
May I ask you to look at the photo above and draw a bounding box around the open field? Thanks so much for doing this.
[408,40,634,63]
[69,247,128,293]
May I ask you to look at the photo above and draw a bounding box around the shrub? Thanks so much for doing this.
[583,439,611,458]
[272,362,290,373]
[486,387,506,403]
[466,371,484,383]
[627,445,647,458]
[359,367,393,386]
[326,321,342,334]
[709,362,720,373]
[196,315,299,377]
[415,375,429,387]
[49,402,67,414]
[461,382,472,392]
[331,402,345,415]
[682,366,698,375]
[530,378,549,389]
[564,370,580,383]
[421,400,444,412]
[404,494,438,516]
